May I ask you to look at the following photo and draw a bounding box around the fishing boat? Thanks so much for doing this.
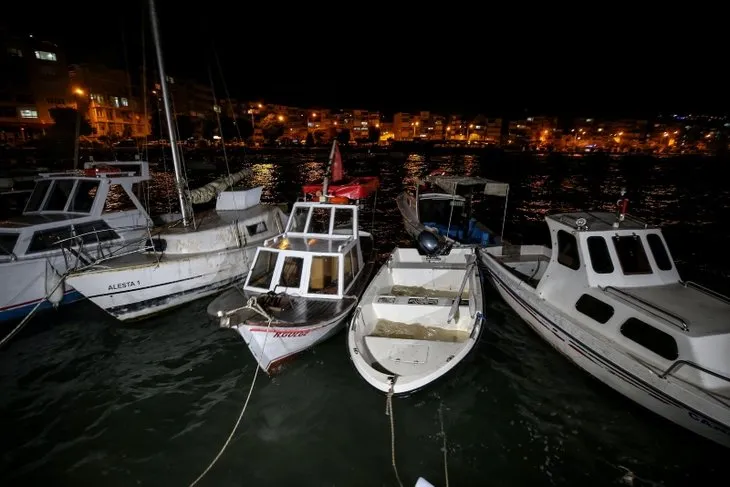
[397,172,509,247]
[479,198,730,447]
[64,0,287,321]
[0,161,152,322]
[348,232,484,394]
[209,141,378,373]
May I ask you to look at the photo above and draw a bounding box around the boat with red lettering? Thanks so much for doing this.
[208,141,377,373]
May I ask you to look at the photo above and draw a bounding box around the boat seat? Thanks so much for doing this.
[363,335,465,376]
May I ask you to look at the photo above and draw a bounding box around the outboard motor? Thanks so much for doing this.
[417,230,442,255]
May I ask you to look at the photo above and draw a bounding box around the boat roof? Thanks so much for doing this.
[548,212,655,232]
[422,175,509,197]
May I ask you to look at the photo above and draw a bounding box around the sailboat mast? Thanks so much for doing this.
[321,140,336,202]
[148,0,192,226]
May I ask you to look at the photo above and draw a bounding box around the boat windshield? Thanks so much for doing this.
[248,249,278,288]
[0,234,18,256]
[24,179,100,214]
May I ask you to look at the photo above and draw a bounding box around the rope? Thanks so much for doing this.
[0,271,68,349]
[385,380,403,487]
[189,297,274,486]
[438,403,450,487]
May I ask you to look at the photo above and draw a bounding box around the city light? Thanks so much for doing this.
[311,112,317,117]
[73,87,85,96]
[258,103,262,108]
[278,115,284,122]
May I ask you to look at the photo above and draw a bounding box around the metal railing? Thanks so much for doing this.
[602,285,690,332]
[659,360,730,407]
[682,281,730,305]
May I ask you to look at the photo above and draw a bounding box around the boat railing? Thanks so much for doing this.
[447,255,476,323]
[602,286,689,332]
[55,224,156,270]
[682,280,730,305]
[660,360,730,406]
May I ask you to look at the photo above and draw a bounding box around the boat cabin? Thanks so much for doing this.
[527,212,730,392]
[406,175,509,245]
[0,161,151,261]
[243,201,367,300]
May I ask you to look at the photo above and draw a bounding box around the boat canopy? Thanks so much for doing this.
[423,175,509,197]
[302,176,380,200]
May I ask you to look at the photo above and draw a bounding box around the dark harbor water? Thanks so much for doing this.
[2,151,730,486]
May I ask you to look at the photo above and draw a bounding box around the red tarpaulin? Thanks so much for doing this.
[302,176,380,200]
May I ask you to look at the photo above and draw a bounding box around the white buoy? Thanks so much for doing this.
[415,478,435,487]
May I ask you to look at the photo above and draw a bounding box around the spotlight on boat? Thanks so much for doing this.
[417,230,441,255]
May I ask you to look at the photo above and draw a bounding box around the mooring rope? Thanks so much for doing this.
[385,380,404,487]
[0,271,68,349]
[438,402,450,487]
[190,297,274,486]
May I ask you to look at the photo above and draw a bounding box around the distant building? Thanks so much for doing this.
[69,64,150,139]
[393,112,415,140]
[0,32,72,142]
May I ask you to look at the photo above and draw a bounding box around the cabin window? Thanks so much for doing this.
[646,234,672,271]
[28,226,73,253]
[288,206,310,232]
[246,221,268,237]
[25,180,52,212]
[279,257,304,288]
[343,249,354,290]
[103,184,137,213]
[587,236,614,274]
[333,207,354,235]
[612,235,652,275]
[620,317,678,360]
[0,234,19,256]
[74,221,119,243]
[308,207,331,234]
[248,250,278,289]
[309,255,339,295]
[575,294,614,324]
[351,246,360,276]
[43,180,74,211]
[557,230,580,270]
[68,180,100,213]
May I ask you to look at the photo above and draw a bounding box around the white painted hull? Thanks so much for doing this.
[349,247,484,394]
[235,314,347,373]
[68,246,255,321]
[480,251,730,448]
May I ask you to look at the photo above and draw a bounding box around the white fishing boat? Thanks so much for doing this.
[64,0,287,321]
[209,142,378,373]
[479,202,730,447]
[348,233,484,394]
[397,172,509,246]
[0,161,152,323]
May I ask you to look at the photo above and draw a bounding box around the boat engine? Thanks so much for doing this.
[418,230,446,255]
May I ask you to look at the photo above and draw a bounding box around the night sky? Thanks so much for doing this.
[4,1,728,117]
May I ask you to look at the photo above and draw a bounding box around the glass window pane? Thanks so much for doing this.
[557,230,580,270]
[75,221,119,243]
[25,180,52,211]
[309,255,339,294]
[248,250,278,289]
[620,317,678,360]
[308,207,331,234]
[351,247,360,276]
[288,206,310,232]
[68,180,99,213]
[0,234,19,256]
[246,221,268,236]
[103,184,136,213]
[575,294,614,324]
[28,226,73,253]
[343,250,354,290]
[612,235,652,275]
[43,180,74,211]
[278,257,303,288]
[587,236,614,274]
[647,234,672,271]
[333,207,354,235]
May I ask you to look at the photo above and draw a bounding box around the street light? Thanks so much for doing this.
[278,115,285,122]
[72,87,86,169]
[467,124,474,142]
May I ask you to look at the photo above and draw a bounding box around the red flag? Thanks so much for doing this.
[332,142,344,182]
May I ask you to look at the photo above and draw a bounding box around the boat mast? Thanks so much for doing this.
[148,0,193,226]
[320,140,337,202]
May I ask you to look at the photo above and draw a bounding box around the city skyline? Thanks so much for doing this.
[3,1,729,117]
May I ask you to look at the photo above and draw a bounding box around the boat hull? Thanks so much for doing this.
[67,247,255,321]
[480,250,730,448]
[235,314,349,373]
